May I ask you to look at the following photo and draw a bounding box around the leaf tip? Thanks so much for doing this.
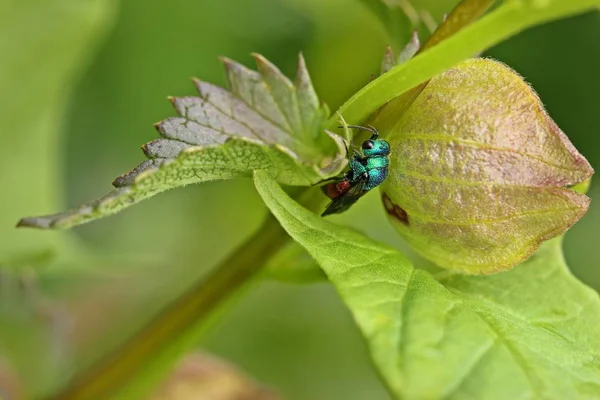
[218,55,234,66]
[409,30,420,46]
[15,217,31,228]
[112,160,158,187]
[381,45,395,75]
[295,53,319,110]
[249,52,264,61]
[141,142,154,159]
[297,52,307,69]
[16,216,51,229]
[190,77,202,88]
[251,53,281,78]
[397,31,420,64]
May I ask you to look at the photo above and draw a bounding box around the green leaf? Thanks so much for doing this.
[18,54,346,230]
[254,170,600,399]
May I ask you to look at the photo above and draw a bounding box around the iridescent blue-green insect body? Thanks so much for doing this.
[321,125,390,216]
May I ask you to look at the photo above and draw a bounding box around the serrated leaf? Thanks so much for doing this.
[254,170,600,400]
[18,54,346,229]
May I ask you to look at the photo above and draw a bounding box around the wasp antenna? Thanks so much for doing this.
[340,124,379,138]
[366,125,379,139]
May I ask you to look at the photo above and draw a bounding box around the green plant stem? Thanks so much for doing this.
[53,214,289,399]
[405,0,495,102]
[328,0,599,129]
[366,0,495,134]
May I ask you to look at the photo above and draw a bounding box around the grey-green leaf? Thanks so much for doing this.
[18,54,346,229]
[254,170,600,399]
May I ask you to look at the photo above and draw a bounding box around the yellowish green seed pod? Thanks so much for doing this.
[378,58,593,274]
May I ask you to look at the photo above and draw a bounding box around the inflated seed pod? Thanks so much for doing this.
[377,58,593,274]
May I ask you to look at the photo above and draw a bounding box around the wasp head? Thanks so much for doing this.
[362,138,390,157]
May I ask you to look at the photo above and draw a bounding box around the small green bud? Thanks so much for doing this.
[378,58,593,274]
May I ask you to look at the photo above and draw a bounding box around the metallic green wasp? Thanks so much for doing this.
[321,125,390,216]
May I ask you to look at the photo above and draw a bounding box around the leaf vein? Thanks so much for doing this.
[397,133,582,174]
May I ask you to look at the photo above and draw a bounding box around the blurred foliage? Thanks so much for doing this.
[0,0,598,399]
[0,0,117,396]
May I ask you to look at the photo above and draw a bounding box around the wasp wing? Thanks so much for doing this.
[321,177,368,216]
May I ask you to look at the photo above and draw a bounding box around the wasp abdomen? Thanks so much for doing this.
[322,180,351,199]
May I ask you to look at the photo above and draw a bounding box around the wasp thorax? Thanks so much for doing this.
[377,58,593,274]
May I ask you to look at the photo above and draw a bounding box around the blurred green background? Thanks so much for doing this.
[1,0,599,399]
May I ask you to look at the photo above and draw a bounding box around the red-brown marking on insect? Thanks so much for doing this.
[382,193,409,225]
[323,180,351,199]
